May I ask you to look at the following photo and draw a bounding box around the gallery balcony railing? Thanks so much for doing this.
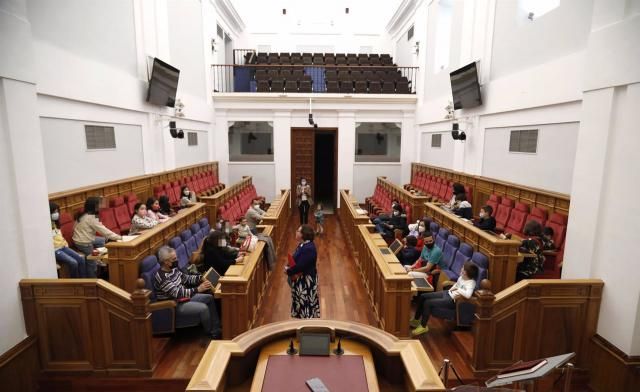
[211,64,418,94]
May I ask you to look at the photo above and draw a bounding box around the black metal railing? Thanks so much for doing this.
[211,64,418,95]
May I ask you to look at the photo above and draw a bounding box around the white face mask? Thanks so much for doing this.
[254,204,260,209]
[219,239,227,247]
[418,225,425,233]
[479,211,486,218]
[301,180,307,186]
[51,212,60,221]
[393,211,399,216]
[183,190,190,196]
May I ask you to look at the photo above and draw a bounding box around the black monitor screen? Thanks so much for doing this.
[299,333,330,356]
[147,58,180,107]
[450,62,482,110]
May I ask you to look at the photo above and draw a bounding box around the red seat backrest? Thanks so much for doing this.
[495,198,514,228]
[506,202,530,234]
[111,197,131,232]
[99,208,121,234]
[547,213,568,248]
[59,212,75,247]
[486,194,501,217]
[528,207,548,226]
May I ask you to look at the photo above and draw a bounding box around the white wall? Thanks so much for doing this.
[174,129,209,168]
[40,117,145,192]
[352,163,402,202]
[482,122,578,194]
[419,130,455,169]
[228,163,276,201]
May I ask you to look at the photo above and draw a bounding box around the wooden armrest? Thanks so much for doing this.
[190,250,202,264]
[149,301,176,311]
[542,250,558,256]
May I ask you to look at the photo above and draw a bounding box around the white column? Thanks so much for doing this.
[338,111,355,207]
[273,111,292,198]
[214,110,229,184]
[400,110,416,185]
[563,0,640,355]
[0,0,57,355]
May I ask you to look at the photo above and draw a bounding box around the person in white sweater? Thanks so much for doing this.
[410,261,479,336]
[129,203,158,235]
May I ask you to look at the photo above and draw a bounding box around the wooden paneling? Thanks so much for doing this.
[410,162,571,216]
[19,279,156,377]
[49,162,221,215]
[376,177,429,221]
[291,128,315,195]
[472,279,604,376]
[0,336,40,392]
[106,203,207,292]
[200,176,253,225]
[589,334,640,392]
[426,202,521,292]
[260,189,292,252]
[338,190,371,258]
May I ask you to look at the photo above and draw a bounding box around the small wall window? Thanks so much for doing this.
[85,125,116,150]
[509,129,538,153]
[355,123,401,162]
[187,132,198,146]
[228,121,274,162]
[431,134,442,148]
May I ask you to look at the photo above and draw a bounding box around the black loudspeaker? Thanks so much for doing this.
[458,132,466,141]
[177,130,185,139]
[451,123,460,140]
[169,121,178,138]
[308,113,314,125]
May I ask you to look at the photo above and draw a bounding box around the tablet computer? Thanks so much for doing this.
[389,239,403,255]
[414,277,432,290]
[203,267,221,287]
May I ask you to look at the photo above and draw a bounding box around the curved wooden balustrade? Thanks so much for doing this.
[106,203,207,292]
[187,320,445,391]
[355,224,413,338]
[199,176,253,225]
[49,162,221,214]
[338,189,371,257]
[19,279,156,376]
[471,279,603,376]
[376,176,429,220]
[260,189,291,251]
[219,225,274,340]
[410,162,570,216]
[426,202,522,292]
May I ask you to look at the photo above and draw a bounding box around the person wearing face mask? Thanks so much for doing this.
[285,225,320,318]
[201,231,244,276]
[376,205,408,238]
[404,234,444,281]
[180,185,197,208]
[474,205,496,232]
[296,178,313,225]
[50,202,87,278]
[245,198,266,232]
[146,197,170,223]
[153,246,221,339]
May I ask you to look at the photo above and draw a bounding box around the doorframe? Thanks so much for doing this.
[290,127,338,210]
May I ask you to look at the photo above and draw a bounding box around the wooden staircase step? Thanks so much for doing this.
[451,330,474,363]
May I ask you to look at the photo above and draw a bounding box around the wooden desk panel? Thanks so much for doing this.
[339,190,371,259]
[425,202,521,293]
[261,189,291,252]
[200,176,254,225]
[105,203,206,292]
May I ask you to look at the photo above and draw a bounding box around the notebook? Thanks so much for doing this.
[118,235,139,242]
[203,267,221,287]
[496,359,547,379]
[413,277,431,289]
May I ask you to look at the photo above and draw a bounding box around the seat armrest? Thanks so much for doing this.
[542,250,558,256]
[149,300,176,311]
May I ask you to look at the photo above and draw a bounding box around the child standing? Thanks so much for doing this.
[314,204,325,235]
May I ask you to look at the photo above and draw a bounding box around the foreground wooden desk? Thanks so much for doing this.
[187,320,445,392]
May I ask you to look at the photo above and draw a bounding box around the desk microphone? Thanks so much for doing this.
[333,337,344,355]
[286,339,298,355]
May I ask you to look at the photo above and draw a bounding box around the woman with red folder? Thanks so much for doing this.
[285,225,320,318]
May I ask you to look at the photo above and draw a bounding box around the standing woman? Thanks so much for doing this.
[285,225,320,318]
[296,178,313,225]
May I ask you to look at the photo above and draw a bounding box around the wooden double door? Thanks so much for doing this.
[290,127,337,209]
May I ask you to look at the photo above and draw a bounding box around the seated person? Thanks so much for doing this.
[404,234,444,280]
[158,195,176,217]
[516,220,545,281]
[407,219,426,238]
[200,231,244,276]
[50,202,87,278]
[372,199,403,224]
[375,205,408,238]
[409,261,479,336]
[153,246,221,339]
[129,203,159,235]
[444,183,466,208]
[180,186,197,208]
[474,205,496,231]
[452,193,472,219]
[146,197,170,223]
[542,226,555,250]
[232,217,253,245]
[397,235,421,266]
[245,198,266,232]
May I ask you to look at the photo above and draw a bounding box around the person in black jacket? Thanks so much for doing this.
[397,235,421,266]
[201,231,244,276]
[377,205,408,238]
[452,193,473,219]
[474,205,496,231]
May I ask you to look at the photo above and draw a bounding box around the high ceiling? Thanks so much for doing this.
[230,0,404,34]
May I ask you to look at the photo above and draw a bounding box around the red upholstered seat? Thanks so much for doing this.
[123,193,138,216]
[110,196,131,233]
[494,198,514,231]
[59,212,75,248]
[546,213,568,249]
[528,207,548,227]
[99,208,121,235]
[486,194,501,217]
[505,202,530,236]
